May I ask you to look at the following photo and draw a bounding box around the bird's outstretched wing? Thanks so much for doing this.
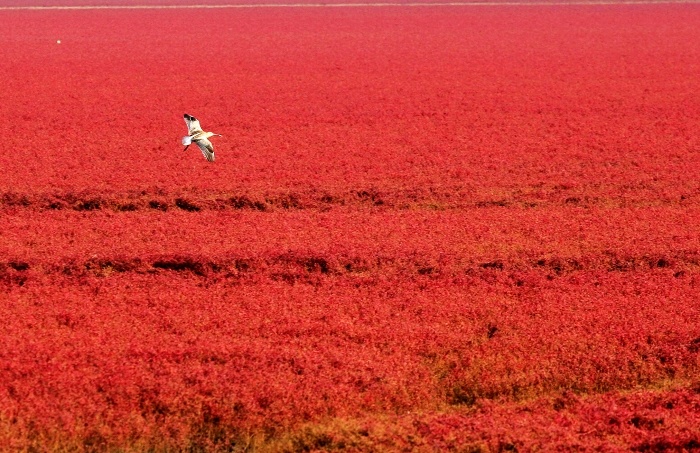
[184,113,204,136]
[195,138,215,162]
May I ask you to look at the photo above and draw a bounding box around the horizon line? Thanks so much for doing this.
[1,0,699,10]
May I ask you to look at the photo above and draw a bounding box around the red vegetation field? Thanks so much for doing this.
[2,2,700,451]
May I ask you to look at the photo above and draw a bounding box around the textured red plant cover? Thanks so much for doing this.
[1,2,700,451]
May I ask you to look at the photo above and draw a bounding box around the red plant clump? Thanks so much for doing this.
[1,1,700,451]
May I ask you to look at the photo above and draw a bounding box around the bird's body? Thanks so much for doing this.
[182,113,220,162]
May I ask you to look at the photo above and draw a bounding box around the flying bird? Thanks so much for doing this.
[182,113,221,162]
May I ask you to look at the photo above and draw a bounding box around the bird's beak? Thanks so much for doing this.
[183,145,190,152]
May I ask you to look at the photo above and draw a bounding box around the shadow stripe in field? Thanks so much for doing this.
[2,190,699,212]
[0,250,692,284]
[0,0,698,9]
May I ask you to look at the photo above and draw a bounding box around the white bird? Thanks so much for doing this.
[182,113,221,162]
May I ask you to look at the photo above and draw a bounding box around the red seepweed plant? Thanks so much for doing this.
[1,1,700,450]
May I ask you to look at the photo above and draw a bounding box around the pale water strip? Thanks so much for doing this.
[0,0,699,10]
